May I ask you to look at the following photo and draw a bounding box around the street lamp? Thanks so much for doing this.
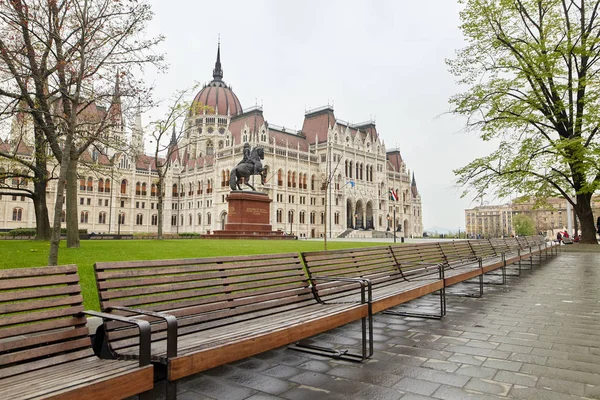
[393,208,396,243]
[458,227,461,239]
[117,212,123,236]
[386,213,391,231]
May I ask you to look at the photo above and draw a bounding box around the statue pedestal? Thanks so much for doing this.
[206,191,296,240]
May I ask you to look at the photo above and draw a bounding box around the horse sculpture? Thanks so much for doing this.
[229,146,267,191]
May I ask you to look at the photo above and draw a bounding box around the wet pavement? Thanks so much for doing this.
[143,251,600,399]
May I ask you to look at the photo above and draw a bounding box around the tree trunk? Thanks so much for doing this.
[574,193,597,244]
[33,180,51,240]
[66,157,80,248]
[49,146,72,265]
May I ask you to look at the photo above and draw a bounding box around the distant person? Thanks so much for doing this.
[597,216,600,235]
[563,230,569,238]
[556,232,562,243]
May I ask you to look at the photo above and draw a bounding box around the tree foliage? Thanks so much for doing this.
[513,213,536,236]
[448,0,600,243]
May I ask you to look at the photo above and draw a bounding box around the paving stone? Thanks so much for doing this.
[392,377,440,396]
[493,370,538,387]
[431,384,508,400]
[454,364,498,379]
[446,354,486,366]
[280,385,345,400]
[297,360,333,373]
[180,375,256,400]
[545,357,600,375]
[289,371,335,387]
[510,386,591,400]
[496,343,533,354]
[481,357,523,372]
[262,365,302,379]
[421,359,460,373]
[443,344,511,359]
[537,376,585,396]
[464,339,500,349]
[584,384,600,398]
[222,369,291,395]
[520,362,600,385]
[327,366,403,387]
[464,378,512,396]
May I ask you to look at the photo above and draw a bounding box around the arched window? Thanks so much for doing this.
[136,182,141,195]
[345,160,348,177]
[142,182,147,196]
[292,172,296,188]
[79,178,86,191]
[356,163,359,180]
[98,178,104,193]
[221,170,227,187]
[151,214,158,226]
[303,174,307,189]
[197,181,202,195]
[299,211,305,224]
[277,169,283,187]
[189,214,193,225]
[87,177,93,191]
[188,182,193,196]
[80,211,89,223]
[334,212,340,225]
[98,212,106,224]
[171,215,177,226]
[0,167,5,183]
[105,179,111,193]
[207,212,212,225]
[172,184,178,197]
[310,212,316,224]
[206,140,214,155]
[118,213,125,225]
[287,171,291,187]
[120,179,127,194]
[197,213,202,225]
[276,209,283,223]
[136,214,143,225]
[311,175,315,191]
[288,210,294,224]
[320,212,325,224]
[207,180,212,194]
[61,210,66,223]
[12,208,22,221]
[349,162,353,178]
[151,184,157,197]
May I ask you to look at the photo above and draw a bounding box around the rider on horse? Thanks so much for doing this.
[238,143,257,175]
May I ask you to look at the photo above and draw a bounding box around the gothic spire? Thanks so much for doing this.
[212,40,223,81]
[170,123,177,145]
[411,172,416,186]
[112,70,121,104]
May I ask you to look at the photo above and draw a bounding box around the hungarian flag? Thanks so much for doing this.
[389,188,398,201]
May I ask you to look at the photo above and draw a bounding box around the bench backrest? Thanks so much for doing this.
[389,242,446,276]
[438,241,478,266]
[468,240,499,259]
[301,246,399,300]
[95,253,312,352]
[0,265,92,379]
[489,237,511,254]
[516,236,532,250]
[503,237,522,253]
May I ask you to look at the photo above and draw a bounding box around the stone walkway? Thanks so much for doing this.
[146,251,600,399]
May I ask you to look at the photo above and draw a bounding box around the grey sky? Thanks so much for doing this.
[145,0,498,232]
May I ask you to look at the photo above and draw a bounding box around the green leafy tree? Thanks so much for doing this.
[513,213,536,236]
[448,0,600,244]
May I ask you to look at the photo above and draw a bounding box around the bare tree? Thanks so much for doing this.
[149,88,205,239]
[0,0,163,264]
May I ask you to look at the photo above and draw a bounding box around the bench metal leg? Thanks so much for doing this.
[449,274,483,298]
[288,308,374,362]
[383,288,446,319]
[482,263,508,284]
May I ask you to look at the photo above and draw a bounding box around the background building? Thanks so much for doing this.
[465,197,600,239]
[0,45,423,238]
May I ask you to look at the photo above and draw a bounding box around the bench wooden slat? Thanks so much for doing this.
[0,265,154,398]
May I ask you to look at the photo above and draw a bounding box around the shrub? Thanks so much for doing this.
[9,228,36,237]
[178,232,200,237]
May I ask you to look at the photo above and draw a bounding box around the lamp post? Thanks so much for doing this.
[393,208,397,243]
[458,227,461,239]
[386,213,390,231]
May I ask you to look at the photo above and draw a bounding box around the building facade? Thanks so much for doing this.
[465,197,600,239]
[0,46,423,238]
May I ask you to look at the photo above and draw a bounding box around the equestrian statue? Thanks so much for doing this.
[230,143,267,191]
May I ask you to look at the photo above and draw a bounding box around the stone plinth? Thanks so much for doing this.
[206,191,296,240]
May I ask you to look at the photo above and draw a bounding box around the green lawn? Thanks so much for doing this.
[0,239,382,310]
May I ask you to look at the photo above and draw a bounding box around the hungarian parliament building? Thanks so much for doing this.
[0,46,423,239]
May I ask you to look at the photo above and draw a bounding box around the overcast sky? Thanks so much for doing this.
[144,0,499,232]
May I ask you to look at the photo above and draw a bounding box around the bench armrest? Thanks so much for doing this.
[82,310,151,367]
[310,276,372,305]
[106,306,178,358]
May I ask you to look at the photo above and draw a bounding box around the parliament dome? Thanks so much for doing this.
[191,44,242,116]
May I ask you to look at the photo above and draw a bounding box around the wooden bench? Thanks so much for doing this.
[467,239,508,281]
[437,241,485,296]
[0,265,153,400]
[94,253,371,389]
[302,245,445,319]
